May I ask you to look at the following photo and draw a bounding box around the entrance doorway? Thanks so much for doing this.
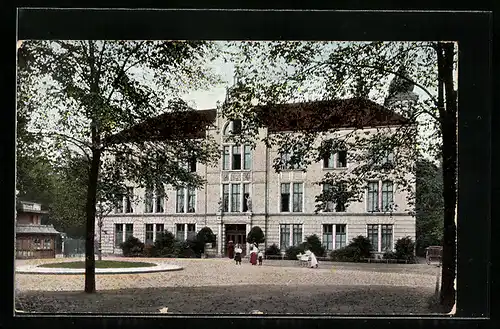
[225,224,247,257]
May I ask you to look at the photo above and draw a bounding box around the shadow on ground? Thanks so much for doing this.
[16,284,446,315]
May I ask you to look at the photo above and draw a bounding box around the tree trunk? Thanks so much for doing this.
[437,42,457,309]
[84,147,101,293]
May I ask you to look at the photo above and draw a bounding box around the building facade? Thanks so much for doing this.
[99,97,416,258]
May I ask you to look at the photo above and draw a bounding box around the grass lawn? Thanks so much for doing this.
[38,260,157,269]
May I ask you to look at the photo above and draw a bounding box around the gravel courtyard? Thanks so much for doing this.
[15,257,442,315]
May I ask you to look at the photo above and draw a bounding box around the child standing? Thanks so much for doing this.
[258,250,263,266]
[234,244,242,265]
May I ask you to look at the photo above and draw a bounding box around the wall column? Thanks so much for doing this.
[217,219,222,256]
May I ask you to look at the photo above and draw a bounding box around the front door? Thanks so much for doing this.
[225,224,247,257]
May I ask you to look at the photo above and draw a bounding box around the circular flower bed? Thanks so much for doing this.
[38,260,157,269]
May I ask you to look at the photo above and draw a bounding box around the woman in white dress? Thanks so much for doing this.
[305,250,318,268]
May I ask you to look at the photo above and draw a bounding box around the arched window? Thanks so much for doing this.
[223,119,242,135]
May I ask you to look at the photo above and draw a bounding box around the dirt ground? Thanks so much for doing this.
[15,257,443,315]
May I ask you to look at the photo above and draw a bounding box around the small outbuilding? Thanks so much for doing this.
[15,200,60,259]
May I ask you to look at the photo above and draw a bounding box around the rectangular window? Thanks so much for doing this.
[176,188,185,213]
[337,150,347,168]
[322,224,333,250]
[335,182,347,212]
[187,187,196,213]
[323,183,334,212]
[367,224,378,252]
[125,188,134,213]
[43,238,51,250]
[144,188,153,213]
[323,153,335,169]
[292,183,303,212]
[125,224,133,241]
[145,224,154,245]
[231,184,241,212]
[115,194,124,213]
[280,183,290,212]
[292,224,303,246]
[244,145,252,170]
[115,224,123,247]
[242,183,250,212]
[380,150,395,165]
[222,184,229,212]
[188,158,197,172]
[335,224,347,249]
[381,224,393,252]
[367,182,379,212]
[176,224,185,240]
[187,224,196,241]
[232,145,242,170]
[155,189,165,213]
[280,224,290,250]
[381,181,394,212]
[223,146,230,170]
[155,224,164,241]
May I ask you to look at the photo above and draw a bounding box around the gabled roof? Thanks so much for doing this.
[255,98,411,133]
[104,98,410,144]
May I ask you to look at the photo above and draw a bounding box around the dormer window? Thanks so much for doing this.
[223,119,242,135]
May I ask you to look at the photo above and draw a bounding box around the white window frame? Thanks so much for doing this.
[145,223,166,245]
[366,180,395,213]
[278,223,304,250]
[114,223,134,247]
[174,223,197,241]
[222,144,252,171]
[280,182,304,213]
[321,150,348,169]
[280,149,306,171]
[322,224,348,251]
[366,224,394,252]
[221,183,251,213]
[176,187,196,213]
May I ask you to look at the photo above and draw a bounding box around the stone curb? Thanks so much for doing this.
[16,263,183,275]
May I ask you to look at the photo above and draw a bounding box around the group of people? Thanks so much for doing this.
[228,241,263,266]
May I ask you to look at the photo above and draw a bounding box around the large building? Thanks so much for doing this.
[98,94,417,258]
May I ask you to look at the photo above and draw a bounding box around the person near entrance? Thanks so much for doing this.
[258,249,263,266]
[234,244,242,265]
[250,246,258,265]
[227,240,234,259]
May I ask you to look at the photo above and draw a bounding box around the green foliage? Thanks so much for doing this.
[330,235,373,262]
[383,251,398,260]
[174,240,196,258]
[247,226,265,247]
[285,245,305,260]
[196,227,216,245]
[265,244,281,256]
[120,236,145,257]
[302,234,326,257]
[153,231,177,256]
[416,159,444,256]
[394,236,416,263]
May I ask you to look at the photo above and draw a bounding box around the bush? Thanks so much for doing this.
[120,236,144,257]
[329,235,373,262]
[142,244,156,257]
[383,251,398,260]
[395,236,416,263]
[174,240,196,258]
[285,245,305,260]
[265,244,281,256]
[247,226,265,248]
[303,234,326,257]
[195,227,216,255]
[153,231,177,257]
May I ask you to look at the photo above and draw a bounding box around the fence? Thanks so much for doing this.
[63,238,86,257]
